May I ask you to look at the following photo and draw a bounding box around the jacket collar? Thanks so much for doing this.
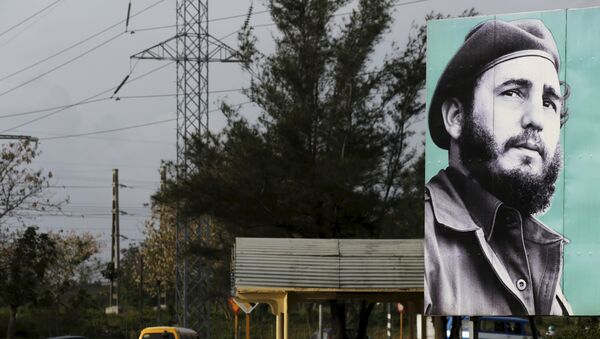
[426,167,566,245]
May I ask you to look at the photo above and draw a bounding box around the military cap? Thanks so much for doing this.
[428,19,560,149]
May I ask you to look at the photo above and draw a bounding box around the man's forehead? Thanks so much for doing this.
[481,56,561,92]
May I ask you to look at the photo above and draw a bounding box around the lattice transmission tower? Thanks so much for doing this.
[131,0,242,334]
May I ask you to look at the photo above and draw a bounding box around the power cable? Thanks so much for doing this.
[0,0,167,83]
[132,9,270,32]
[51,175,156,183]
[219,0,429,36]
[16,130,173,144]
[0,0,62,39]
[209,9,270,23]
[0,0,62,49]
[41,117,176,140]
[0,88,242,119]
[0,31,124,99]
[38,101,251,141]
[0,61,174,133]
[0,98,110,119]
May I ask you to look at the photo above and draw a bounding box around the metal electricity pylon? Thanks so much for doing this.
[131,0,242,335]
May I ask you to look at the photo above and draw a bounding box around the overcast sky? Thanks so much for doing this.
[1,0,599,261]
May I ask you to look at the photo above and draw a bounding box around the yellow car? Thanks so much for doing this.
[138,326,200,339]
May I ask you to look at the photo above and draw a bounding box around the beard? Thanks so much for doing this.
[458,117,562,215]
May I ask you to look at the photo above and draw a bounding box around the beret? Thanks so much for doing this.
[428,19,560,149]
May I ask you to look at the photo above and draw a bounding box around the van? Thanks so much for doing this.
[138,326,200,339]
[447,316,536,339]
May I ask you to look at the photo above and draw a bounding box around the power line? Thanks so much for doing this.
[132,9,270,32]
[132,24,174,32]
[49,185,157,190]
[189,0,430,49]
[0,89,242,119]
[0,31,125,98]
[52,175,156,183]
[38,101,251,141]
[0,61,174,133]
[0,0,62,39]
[209,9,270,23]
[220,0,429,36]
[0,98,110,119]
[20,130,174,145]
[0,0,167,83]
[41,117,176,140]
[0,0,62,49]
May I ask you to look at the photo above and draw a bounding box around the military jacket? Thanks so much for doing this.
[424,168,572,315]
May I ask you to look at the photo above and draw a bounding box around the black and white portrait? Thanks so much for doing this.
[424,18,572,316]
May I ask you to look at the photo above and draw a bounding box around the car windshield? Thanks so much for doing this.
[142,333,175,339]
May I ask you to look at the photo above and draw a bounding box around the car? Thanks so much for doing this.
[446,316,537,339]
[139,326,199,339]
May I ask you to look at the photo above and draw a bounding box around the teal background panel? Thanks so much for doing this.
[563,6,600,315]
[423,10,600,312]
[425,10,567,236]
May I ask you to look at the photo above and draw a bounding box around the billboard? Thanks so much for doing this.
[425,7,600,315]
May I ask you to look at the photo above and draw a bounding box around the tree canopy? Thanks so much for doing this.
[0,140,65,226]
[0,227,57,339]
[155,0,425,241]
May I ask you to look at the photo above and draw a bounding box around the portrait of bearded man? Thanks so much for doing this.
[424,18,572,316]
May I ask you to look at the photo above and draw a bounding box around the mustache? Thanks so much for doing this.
[503,129,548,160]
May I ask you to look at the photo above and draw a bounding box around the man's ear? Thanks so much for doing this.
[441,98,464,140]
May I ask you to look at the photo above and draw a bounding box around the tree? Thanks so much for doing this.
[0,140,65,226]
[136,209,236,322]
[0,139,69,338]
[158,0,416,236]
[138,214,176,296]
[0,227,57,339]
[42,231,100,335]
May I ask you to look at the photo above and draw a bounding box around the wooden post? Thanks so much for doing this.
[400,311,403,339]
[234,313,238,339]
[246,313,250,339]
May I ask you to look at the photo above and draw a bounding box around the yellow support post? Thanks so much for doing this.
[276,313,283,339]
[283,312,288,339]
[246,313,250,339]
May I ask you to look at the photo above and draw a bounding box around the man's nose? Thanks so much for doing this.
[521,96,545,130]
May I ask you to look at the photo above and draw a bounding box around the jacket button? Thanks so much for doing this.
[516,279,527,291]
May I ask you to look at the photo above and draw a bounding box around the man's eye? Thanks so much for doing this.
[543,99,558,112]
[501,89,521,97]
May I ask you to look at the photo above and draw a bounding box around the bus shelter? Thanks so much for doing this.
[231,238,424,339]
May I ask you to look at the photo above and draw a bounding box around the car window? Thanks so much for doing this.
[480,320,505,333]
[142,333,175,339]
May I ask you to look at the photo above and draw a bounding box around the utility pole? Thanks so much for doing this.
[106,169,121,314]
[157,166,166,325]
[139,254,144,329]
[131,1,243,335]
